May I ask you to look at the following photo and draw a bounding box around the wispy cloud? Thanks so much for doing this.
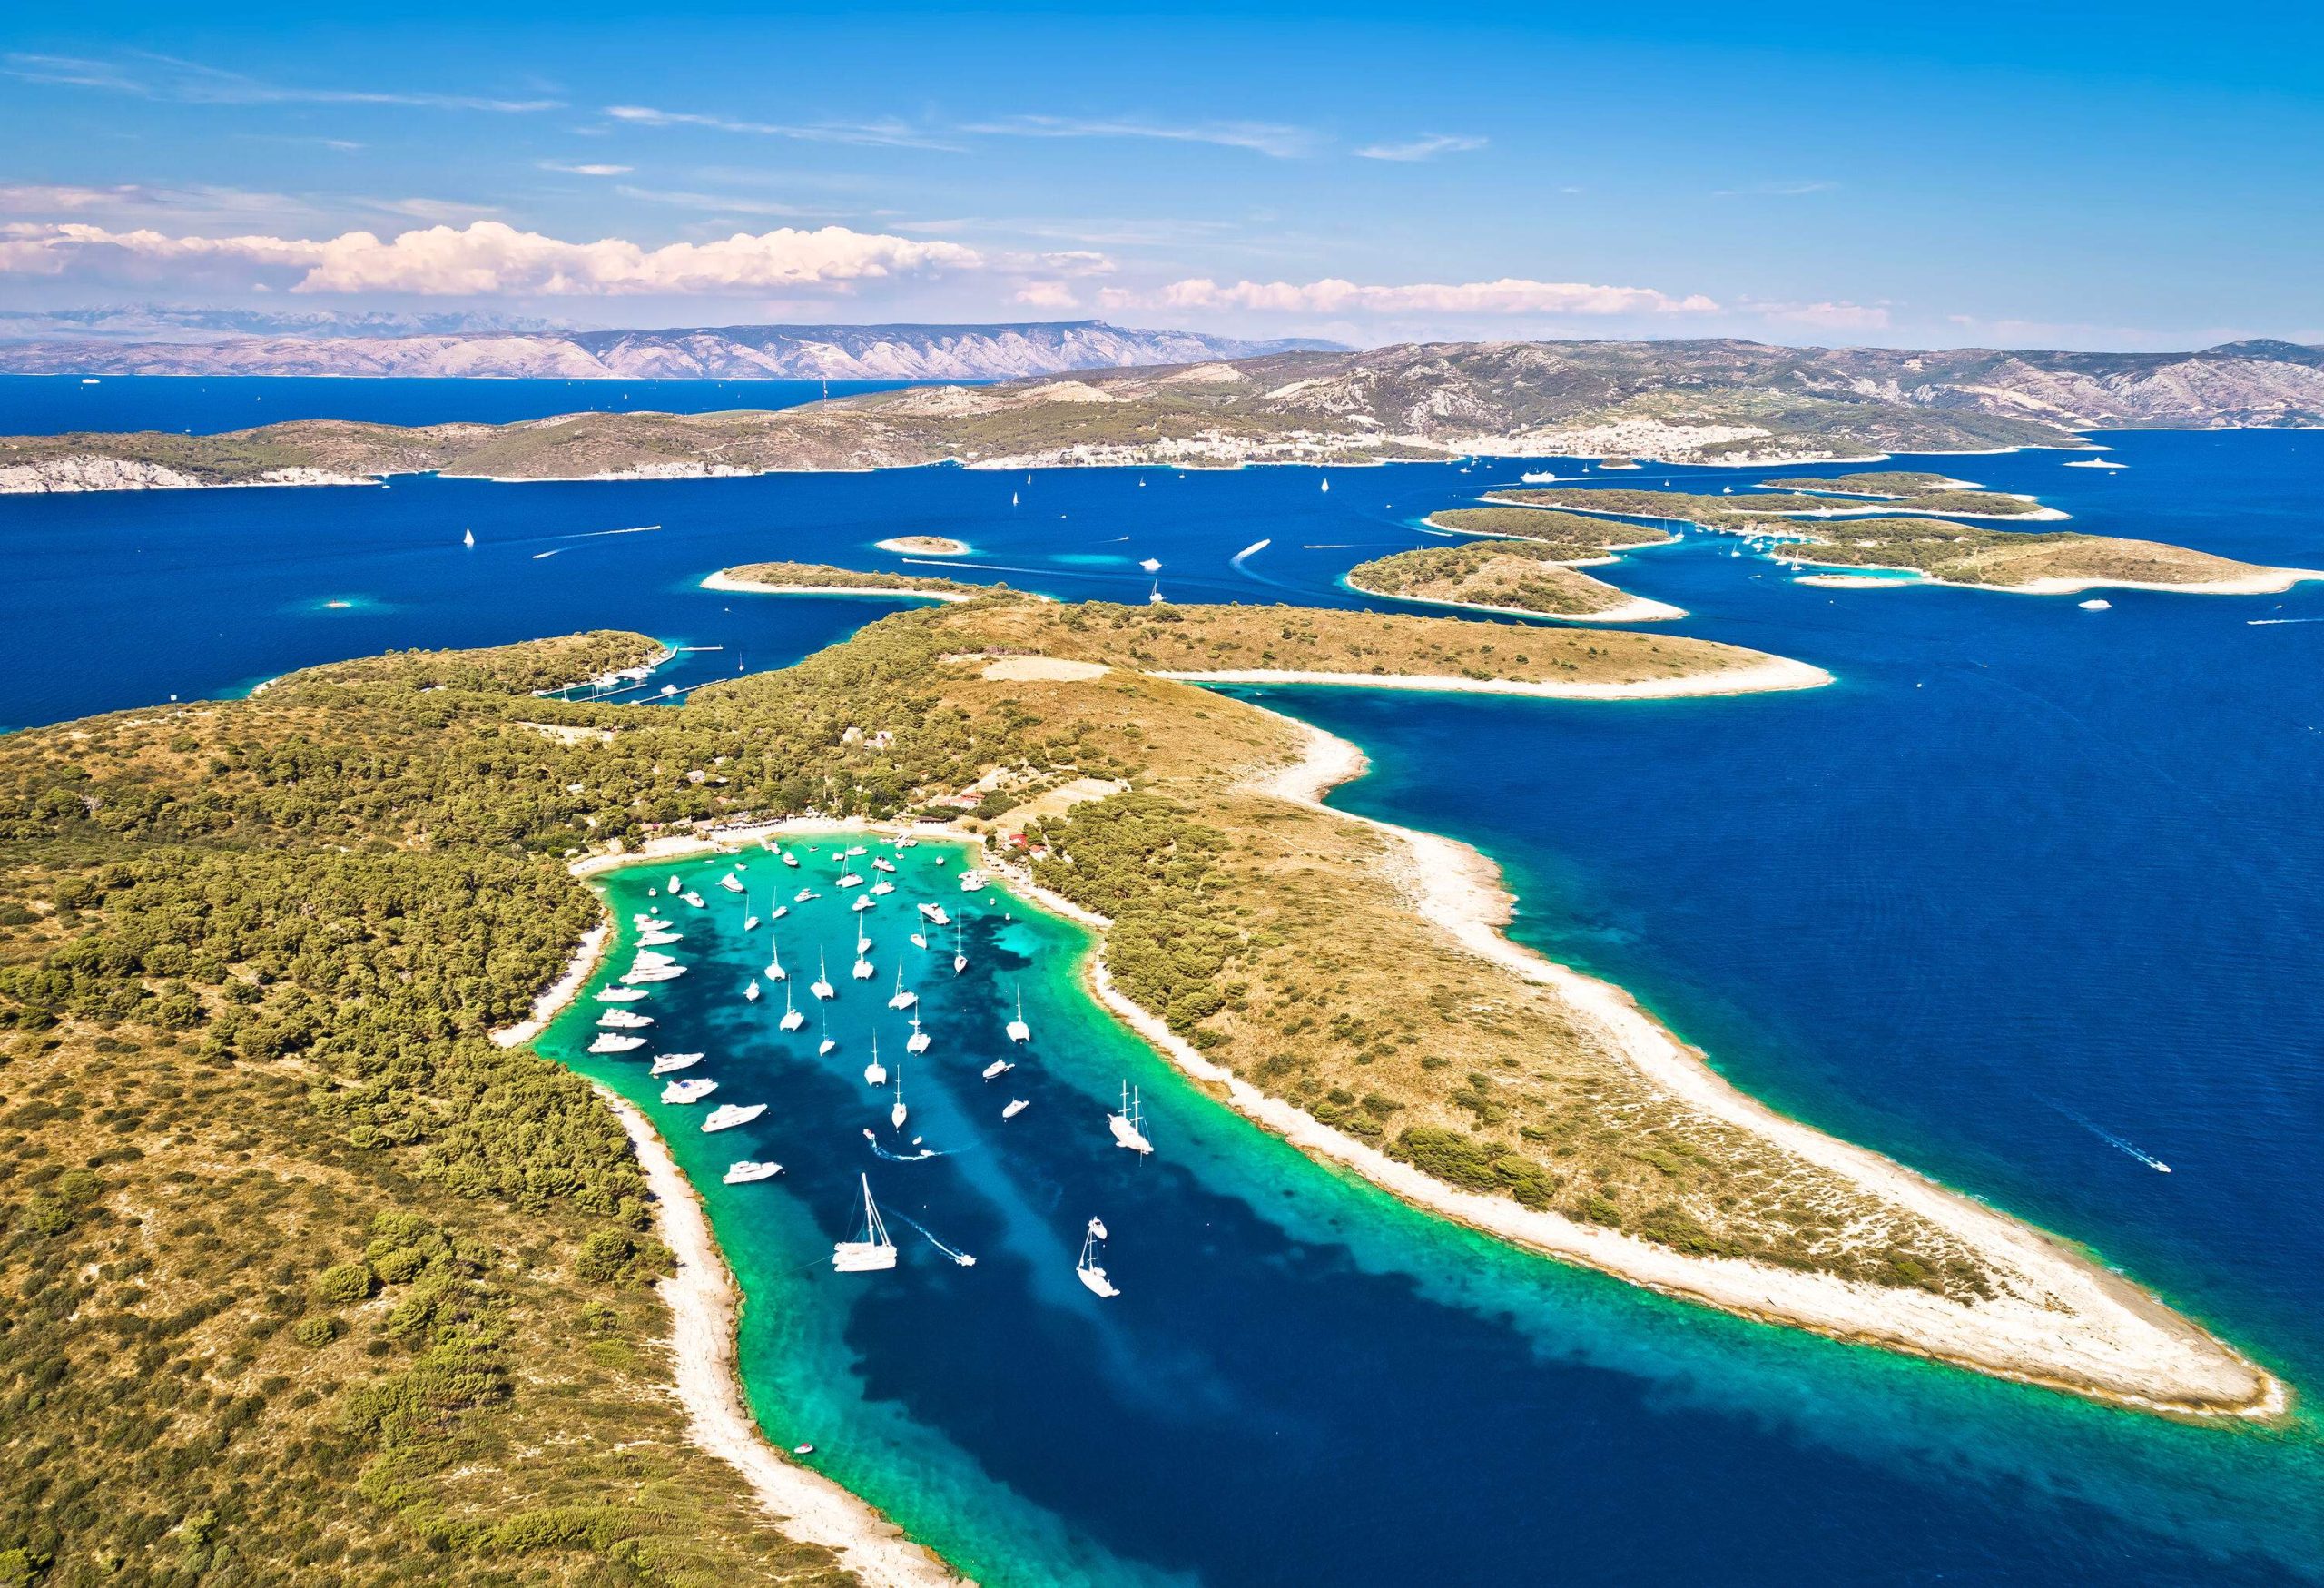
[1712,179,1839,198]
[604,104,961,151]
[539,161,633,177]
[1746,298,1889,331]
[3,51,561,113]
[613,185,821,218]
[962,114,1321,159]
[1112,274,1718,316]
[1354,133,1487,163]
[356,197,503,223]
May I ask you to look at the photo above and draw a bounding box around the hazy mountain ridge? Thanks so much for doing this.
[0,320,1339,380]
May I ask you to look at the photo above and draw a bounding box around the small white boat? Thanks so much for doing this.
[1108,1081,1153,1155]
[640,931,683,946]
[910,932,927,950]
[683,892,705,908]
[589,1033,646,1054]
[780,983,806,1031]
[872,857,897,873]
[811,953,836,1001]
[1006,987,1030,1045]
[719,874,746,893]
[982,1058,1013,1081]
[650,1051,703,1075]
[598,1009,654,1028]
[772,904,789,920]
[668,873,683,892]
[833,1175,899,1272]
[1139,557,1161,572]
[953,922,967,976]
[836,868,864,890]
[2079,598,2112,610]
[663,1077,717,1104]
[1001,1099,1029,1119]
[1076,1219,1119,1297]
[703,1102,764,1133]
[856,932,873,955]
[869,880,896,897]
[864,1030,887,1088]
[887,967,916,1010]
[959,870,989,893]
[724,1160,783,1184]
[846,845,867,857]
[743,915,761,932]
[782,851,801,868]
[794,887,818,903]
[852,895,876,913]
[596,986,648,1003]
[743,981,762,1003]
[919,902,951,926]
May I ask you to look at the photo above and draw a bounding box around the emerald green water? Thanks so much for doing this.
[543,835,2321,1587]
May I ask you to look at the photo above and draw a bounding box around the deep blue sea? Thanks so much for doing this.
[5,381,2319,1583]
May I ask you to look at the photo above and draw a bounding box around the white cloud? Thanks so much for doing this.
[1712,180,1839,198]
[359,198,503,223]
[963,115,1320,159]
[0,219,992,296]
[1014,281,1080,310]
[604,104,960,150]
[1354,133,1487,163]
[539,161,633,177]
[1140,275,1719,316]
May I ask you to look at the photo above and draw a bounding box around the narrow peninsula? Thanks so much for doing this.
[0,589,2283,1574]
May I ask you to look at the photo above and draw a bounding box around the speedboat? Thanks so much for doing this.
[1001,1099,1029,1119]
[982,1058,1013,1080]
[703,1102,765,1132]
[724,1160,783,1183]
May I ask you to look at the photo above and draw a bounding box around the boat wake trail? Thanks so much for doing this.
[890,1211,977,1266]
[861,1128,960,1163]
[1230,538,1273,567]
[2248,617,2324,625]
[531,548,563,559]
[2047,1100,2172,1172]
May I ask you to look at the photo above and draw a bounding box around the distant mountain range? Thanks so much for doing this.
[0,319,1342,380]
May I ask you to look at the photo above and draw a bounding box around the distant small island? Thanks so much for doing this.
[701,561,1000,601]
[1755,470,1982,497]
[1495,486,2062,522]
[874,535,970,556]
[1354,507,1682,620]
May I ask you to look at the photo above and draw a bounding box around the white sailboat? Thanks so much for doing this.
[953,922,967,975]
[911,932,927,950]
[743,914,761,932]
[1076,1219,1120,1297]
[811,952,835,1001]
[890,1049,908,1130]
[1006,987,1030,1045]
[818,1011,836,1057]
[870,879,896,897]
[463,528,476,547]
[863,1030,887,1088]
[743,981,762,1002]
[779,983,805,1031]
[852,949,876,981]
[1108,1081,1153,1155]
[906,1014,931,1055]
[833,1176,898,1271]
[887,966,917,1010]
[836,860,864,889]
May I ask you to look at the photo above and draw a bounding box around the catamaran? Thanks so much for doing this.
[864,1030,887,1088]
[811,952,835,1001]
[852,894,877,913]
[869,879,896,897]
[1108,1082,1153,1155]
[779,984,805,1031]
[650,1051,703,1076]
[1006,987,1030,1044]
[887,967,916,1010]
[589,1032,646,1054]
[703,1101,763,1132]
[836,860,864,889]
[663,1077,716,1104]
[852,949,876,981]
[905,1014,931,1055]
[1076,1219,1120,1297]
[832,1175,898,1272]
[724,1160,783,1184]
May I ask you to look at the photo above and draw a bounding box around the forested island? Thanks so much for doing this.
[0,593,2280,1579]
[1352,508,1680,620]
[702,561,1000,600]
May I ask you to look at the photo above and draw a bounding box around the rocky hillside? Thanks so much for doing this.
[0,319,1337,380]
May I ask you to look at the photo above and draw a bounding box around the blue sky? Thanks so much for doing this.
[3,1,2319,349]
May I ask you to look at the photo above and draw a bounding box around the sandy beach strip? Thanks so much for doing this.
[595,1088,963,1587]
[490,918,610,1047]
[1150,657,1833,699]
[699,571,975,602]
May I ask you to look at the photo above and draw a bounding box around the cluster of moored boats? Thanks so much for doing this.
[592,839,1153,1297]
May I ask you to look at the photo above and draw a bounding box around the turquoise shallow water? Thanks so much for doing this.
[8,379,2323,1581]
